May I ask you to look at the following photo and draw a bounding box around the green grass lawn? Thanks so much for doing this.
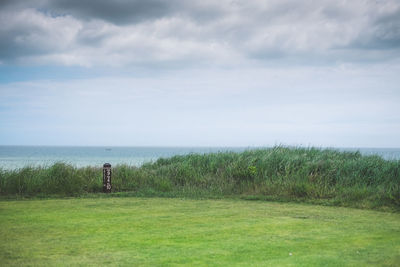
[1,198,399,266]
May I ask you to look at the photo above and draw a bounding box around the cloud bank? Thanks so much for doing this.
[1,0,399,67]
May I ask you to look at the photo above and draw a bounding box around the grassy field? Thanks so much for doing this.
[1,197,399,266]
[1,147,399,211]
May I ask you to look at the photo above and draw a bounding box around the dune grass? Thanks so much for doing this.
[0,197,399,266]
[0,147,399,210]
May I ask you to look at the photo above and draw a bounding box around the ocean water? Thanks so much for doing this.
[0,146,399,170]
[0,146,248,170]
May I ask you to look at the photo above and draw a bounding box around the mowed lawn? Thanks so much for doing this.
[0,198,399,266]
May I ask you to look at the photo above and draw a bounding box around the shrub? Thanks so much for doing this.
[0,147,399,210]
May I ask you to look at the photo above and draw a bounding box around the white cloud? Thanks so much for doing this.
[0,8,81,60]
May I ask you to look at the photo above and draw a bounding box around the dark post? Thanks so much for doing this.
[103,163,112,193]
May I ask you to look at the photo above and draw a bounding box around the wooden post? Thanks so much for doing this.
[103,163,112,193]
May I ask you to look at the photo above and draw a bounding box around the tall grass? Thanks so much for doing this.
[0,147,399,210]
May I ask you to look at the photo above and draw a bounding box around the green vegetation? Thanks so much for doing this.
[1,197,399,266]
[0,147,399,210]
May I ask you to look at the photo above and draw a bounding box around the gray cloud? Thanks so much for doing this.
[356,9,400,50]
[0,0,399,67]
[46,0,176,24]
[0,0,227,24]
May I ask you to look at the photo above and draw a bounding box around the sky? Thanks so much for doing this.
[0,0,399,147]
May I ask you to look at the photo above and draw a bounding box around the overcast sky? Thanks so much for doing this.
[0,0,399,147]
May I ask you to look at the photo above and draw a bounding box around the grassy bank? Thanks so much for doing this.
[1,197,399,266]
[0,147,399,210]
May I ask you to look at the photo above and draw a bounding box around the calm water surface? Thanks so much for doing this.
[0,146,399,170]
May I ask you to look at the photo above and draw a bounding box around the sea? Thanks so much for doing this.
[0,146,399,170]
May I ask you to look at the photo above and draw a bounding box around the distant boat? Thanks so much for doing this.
[105,148,112,151]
